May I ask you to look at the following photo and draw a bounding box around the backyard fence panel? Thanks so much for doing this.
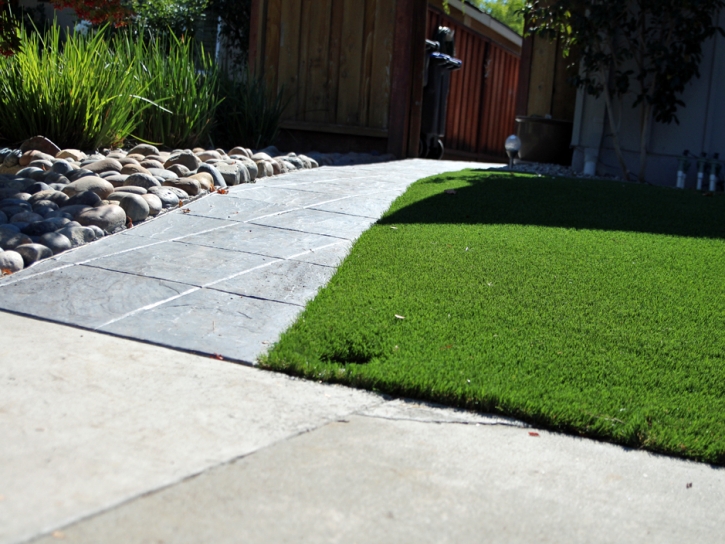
[427,6,520,160]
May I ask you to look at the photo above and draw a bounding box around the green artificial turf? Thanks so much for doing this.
[261,170,725,464]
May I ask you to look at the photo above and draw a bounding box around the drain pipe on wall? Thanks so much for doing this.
[571,87,606,175]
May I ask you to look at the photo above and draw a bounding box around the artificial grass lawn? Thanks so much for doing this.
[261,171,725,464]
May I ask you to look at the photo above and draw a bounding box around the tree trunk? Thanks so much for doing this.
[638,101,652,183]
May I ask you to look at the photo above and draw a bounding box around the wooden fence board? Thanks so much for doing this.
[278,0,302,119]
[337,0,366,125]
[369,0,396,129]
[264,0,282,94]
[305,0,333,123]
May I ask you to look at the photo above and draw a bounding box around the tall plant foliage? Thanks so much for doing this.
[524,0,725,182]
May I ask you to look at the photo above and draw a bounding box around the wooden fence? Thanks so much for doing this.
[256,0,397,138]
[428,7,520,160]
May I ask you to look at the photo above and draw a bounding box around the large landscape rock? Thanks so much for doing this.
[0,250,24,272]
[14,243,53,266]
[62,177,115,199]
[118,194,150,222]
[77,205,127,234]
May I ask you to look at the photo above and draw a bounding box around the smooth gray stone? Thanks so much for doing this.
[0,204,30,218]
[122,214,234,241]
[290,240,352,267]
[67,168,96,182]
[0,210,5,224]
[26,181,51,194]
[77,205,127,234]
[100,287,302,363]
[118,193,150,222]
[0,197,31,208]
[147,168,178,181]
[0,223,21,233]
[15,167,44,179]
[182,195,295,222]
[147,187,180,209]
[65,190,103,208]
[0,249,23,271]
[124,173,161,190]
[14,243,53,266]
[113,185,148,195]
[32,200,60,216]
[21,217,70,236]
[197,163,227,187]
[0,231,32,250]
[164,151,201,171]
[51,159,75,175]
[42,171,71,185]
[250,208,375,241]
[39,232,72,254]
[163,186,190,201]
[48,183,69,192]
[83,157,123,174]
[44,210,74,220]
[166,163,192,178]
[213,259,335,306]
[10,211,44,224]
[57,204,92,219]
[0,266,193,329]
[56,226,97,247]
[308,194,399,218]
[141,194,162,216]
[63,176,115,199]
[88,225,105,239]
[238,157,259,180]
[127,143,159,156]
[87,241,273,287]
[180,223,341,259]
[28,189,69,206]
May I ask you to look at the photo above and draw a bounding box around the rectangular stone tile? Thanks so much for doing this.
[180,223,340,259]
[289,240,353,267]
[225,186,347,208]
[0,265,194,329]
[100,288,302,363]
[122,212,235,241]
[211,259,336,306]
[298,178,404,195]
[182,194,296,222]
[85,241,276,287]
[0,236,162,287]
[307,194,399,218]
[250,208,375,241]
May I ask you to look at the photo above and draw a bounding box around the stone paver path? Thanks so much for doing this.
[0,160,490,363]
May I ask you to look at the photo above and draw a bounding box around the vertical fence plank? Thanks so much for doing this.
[326,0,345,125]
[359,0,378,126]
[369,0,397,129]
[278,0,302,120]
[305,0,333,123]
[337,0,366,125]
[264,0,282,96]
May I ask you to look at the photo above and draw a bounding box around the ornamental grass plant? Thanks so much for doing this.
[125,32,222,149]
[0,23,152,149]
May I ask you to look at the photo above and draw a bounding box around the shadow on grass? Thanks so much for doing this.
[379,171,725,239]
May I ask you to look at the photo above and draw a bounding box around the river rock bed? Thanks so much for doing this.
[0,137,392,275]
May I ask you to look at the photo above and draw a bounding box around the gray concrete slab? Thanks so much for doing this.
[308,193,400,218]
[288,239,353,267]
[211,258,337,306]
[122,213,235,241]
[250,208,376,240]
[182,194,296,222]
[227,185,350,207]
[28,412,725,544]
[85,241,274,287]
[179,222,342,259]
[0,312,382,544]
[98,287,301,362]
[0,265,193,329]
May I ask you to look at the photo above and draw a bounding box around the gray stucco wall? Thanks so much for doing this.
[570,10,725,187]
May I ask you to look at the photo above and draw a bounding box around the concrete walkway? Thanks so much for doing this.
[1,160,723,543]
